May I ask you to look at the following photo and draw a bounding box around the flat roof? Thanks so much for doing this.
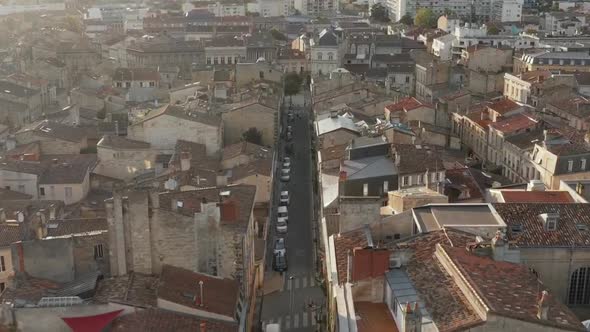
[413,204,506,232]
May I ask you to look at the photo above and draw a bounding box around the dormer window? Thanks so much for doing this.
[511,224,523,233]
[539,213,559,231]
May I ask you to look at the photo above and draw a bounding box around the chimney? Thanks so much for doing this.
[200,322,206,332]
[180,151,191,172]
[0,209,4,223]
[114,120,119,136]
[329,110,338,118]
[199,280,204,307]
[49,204,56,220]
[491,230,505,261]
[403,302,422,332]
[34,211,47,240]
[52,158,59,165]
[537,290,549,320]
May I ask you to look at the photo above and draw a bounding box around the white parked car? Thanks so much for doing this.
[276,219,288,233]
[280,191,290,205]
[281,168,290,174]
[280,174,290,182]
[283,161,291,168]
[278,206,288,223]
[274,238,286,256]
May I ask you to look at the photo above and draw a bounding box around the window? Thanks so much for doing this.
[405,76,410,83]
[568,160,574,172]
[0,256,5,272]
[402,176,408,186]
[39,187,45,196]
[207,57,211,64]
[65,187,72,198]
[569,267,590,305]
[18,185,25,193]
[417,174,423,185]
[383,181,389,193]
[139,82,144,87]
[125,82,131,88]
[116,82,122,87]
[547,220,557,231]
[317,52,323,60]
[149,81,155,87]
[431,172,436,183]
[582,159,587,171]
[94,244,104,259]
[328,52,334,60]
[363,183,368,196]
[0,283,4,292]
[259,71,264,79]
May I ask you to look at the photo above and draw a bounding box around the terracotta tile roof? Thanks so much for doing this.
[500,191,575,203]
[0,224,31,247]
[397,230,483,332]
[228,158,272,180]
[111,308,238,332]
[392,144,444,175]
[493,203,590,247]
[519,70,552,83]
[547,96,590,119]
[333,229,369,285]
[465,110,492,128]
[0,274,61,304]
[158,185,256,226]
[93,272,158,307]
[442,245,585,331]
[17,120,87,143]
[46,218,108,237]
[489,113,538,133]
[320,144,348,163]
[0,188,32,201]
[222,142,272,161]
[158,265,239,318]
[98,135,151,150]
[444,168,484,202]
[384,97,433,114]
[487,98,521,115]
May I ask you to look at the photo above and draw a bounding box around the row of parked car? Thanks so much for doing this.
[274,155,292,272]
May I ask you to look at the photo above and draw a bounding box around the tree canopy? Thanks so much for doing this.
[284,72,303,96]
[270,29,288,41]
[414,8,437,28]
[487,26,500,35]
[370,3,390,23]
[242,127,263,145]
[399,14,413,25]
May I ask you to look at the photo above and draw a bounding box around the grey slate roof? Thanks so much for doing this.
[97,135,151,150]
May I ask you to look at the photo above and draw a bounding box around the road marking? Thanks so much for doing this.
[310,276,316,287]
[302,312,309,328]
[277,317,282,327]
[283,315,290,329]
[294,278,300,289]
[293,313,300,328]
[302,276,307,288]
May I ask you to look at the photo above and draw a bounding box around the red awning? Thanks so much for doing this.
[62,309,124,332]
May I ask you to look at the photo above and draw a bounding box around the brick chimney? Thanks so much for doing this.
[403,302,422,332]
[200,321,207,332]
[537,290,549,320]
[491,230,505,261]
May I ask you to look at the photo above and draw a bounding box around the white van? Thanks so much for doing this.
[265,323,281,332]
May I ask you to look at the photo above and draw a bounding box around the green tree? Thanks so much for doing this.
[399,14,414,25]
[284,72,303,96]
[370,3,390,23]
[414,8,437,28]
[487,26,500,35]
[270,29,288,41]
[242,127,263,145]
[63,15,83,33]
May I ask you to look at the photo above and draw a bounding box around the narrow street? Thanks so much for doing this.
[259,89,324,331]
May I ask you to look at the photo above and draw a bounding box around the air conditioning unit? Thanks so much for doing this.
[389,257,402,269]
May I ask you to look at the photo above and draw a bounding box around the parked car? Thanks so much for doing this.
[286,132,292,141]
[283,156,291,163]
[274,237,286,256]
[280,174,290,182]
[276,219,288,233]
[278,205,288,223]
[283,161,291,168]
[273,252,288,272]
[281,168,290,175]
[280,191,290,205]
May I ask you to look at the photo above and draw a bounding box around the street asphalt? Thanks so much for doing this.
[260,90,325,332]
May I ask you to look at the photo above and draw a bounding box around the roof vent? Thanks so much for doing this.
[577,224,589,231]
[510,224,523,233]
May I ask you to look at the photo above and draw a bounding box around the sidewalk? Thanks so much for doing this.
[262,271,284,295]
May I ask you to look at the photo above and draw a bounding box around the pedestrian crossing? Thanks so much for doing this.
[262,310,318,331]
[281,274,318,292]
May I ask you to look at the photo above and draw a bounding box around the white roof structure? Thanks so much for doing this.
[315,115,360,136]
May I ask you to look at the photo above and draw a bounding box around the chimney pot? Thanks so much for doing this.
[200,322,207,332]
[537,290,550,320]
